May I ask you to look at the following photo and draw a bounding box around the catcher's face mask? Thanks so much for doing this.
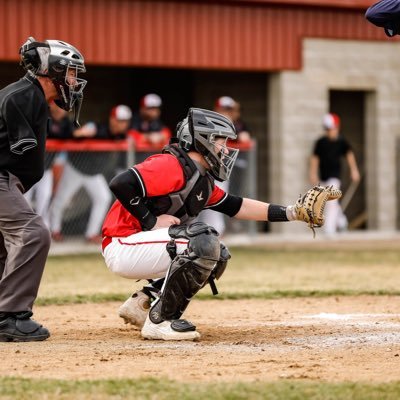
[185,108,239,182]
[19,37,87,127]
[201,135,238,181]
[48,44,87,127]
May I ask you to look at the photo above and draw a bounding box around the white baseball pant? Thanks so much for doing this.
[102,228,188,280]
[321,177,348,235]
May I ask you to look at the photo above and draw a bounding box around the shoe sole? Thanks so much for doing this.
[142,332,201,341]
[141,327,200,341]
[0,333,50,342]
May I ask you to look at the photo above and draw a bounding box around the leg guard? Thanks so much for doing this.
[149,222,220,324]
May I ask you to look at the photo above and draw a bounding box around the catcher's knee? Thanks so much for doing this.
[169,222,221,269]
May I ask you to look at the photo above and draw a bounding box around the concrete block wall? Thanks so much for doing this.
[269,38,400,234]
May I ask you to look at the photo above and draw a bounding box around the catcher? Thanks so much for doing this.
[101,108,341,341]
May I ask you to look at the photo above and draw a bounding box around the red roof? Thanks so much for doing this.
[0,0,387,71]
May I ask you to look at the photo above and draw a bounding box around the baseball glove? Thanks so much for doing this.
[294,185,342,236]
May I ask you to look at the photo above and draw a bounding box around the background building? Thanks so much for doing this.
[0,0,397,233]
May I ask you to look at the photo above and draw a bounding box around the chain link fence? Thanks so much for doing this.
[25,139,257,241]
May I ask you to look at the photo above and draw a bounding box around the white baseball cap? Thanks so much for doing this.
[141,93,162,108]
[110,105,132,120]
[215,96,235,109]
[323,113,340,129]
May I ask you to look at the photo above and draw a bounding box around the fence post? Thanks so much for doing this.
[248,140,258,236]
[126,135,136,168]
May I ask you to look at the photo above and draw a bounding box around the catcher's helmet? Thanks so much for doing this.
[176,108,239,181]
[19,37,86,126]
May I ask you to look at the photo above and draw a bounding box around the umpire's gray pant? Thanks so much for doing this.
[0,171,51,312]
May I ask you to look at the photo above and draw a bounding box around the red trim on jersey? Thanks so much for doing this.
[102,236,188,252]
[118,239,188,246]
[207,185,225,207]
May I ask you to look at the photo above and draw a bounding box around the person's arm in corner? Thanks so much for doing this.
[365,0,400,36]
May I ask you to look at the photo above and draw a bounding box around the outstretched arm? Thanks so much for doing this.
[234,198,296,222]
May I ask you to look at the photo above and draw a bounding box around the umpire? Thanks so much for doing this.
[0,37,86,342]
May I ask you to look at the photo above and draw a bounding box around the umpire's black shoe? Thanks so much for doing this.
[0,311,50,342]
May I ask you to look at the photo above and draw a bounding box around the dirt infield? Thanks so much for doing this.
[2,296,400,383]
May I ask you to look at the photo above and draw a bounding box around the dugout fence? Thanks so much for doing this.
[26,138,257,241]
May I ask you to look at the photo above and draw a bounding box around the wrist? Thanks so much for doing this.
[141,212,157,231]
[268,204,293,222]
[285,205,297,221]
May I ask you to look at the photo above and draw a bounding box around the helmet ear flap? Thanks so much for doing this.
[19,37,48,75]
[20,47,41,74]
[176,118,193,151]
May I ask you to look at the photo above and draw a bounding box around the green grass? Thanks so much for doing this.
[1,377,400,400]
[38,247,400,304]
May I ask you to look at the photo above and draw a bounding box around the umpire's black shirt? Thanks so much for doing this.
[0,74,49,191]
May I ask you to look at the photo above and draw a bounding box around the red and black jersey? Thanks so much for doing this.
[102,152,226,237]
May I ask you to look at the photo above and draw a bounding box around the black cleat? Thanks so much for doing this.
[0,311,50,342]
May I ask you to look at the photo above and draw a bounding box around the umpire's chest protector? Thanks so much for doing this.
[146,145,214,223]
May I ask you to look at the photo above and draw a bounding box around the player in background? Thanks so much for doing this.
[129,94,171,157]
[49,105,131,243]
[197,96,253,235]
[0,37,86,342]
[309,113,360,236]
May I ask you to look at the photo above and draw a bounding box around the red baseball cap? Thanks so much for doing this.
[323,113,340,129]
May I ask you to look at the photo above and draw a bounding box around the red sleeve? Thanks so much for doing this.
[206,184,227,207]
[135,154,185,197]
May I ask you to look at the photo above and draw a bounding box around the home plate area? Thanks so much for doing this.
[2,296,400,382]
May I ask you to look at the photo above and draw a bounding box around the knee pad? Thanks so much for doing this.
[169,222,221,268]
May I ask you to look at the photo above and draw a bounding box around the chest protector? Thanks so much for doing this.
[145,145,214,224]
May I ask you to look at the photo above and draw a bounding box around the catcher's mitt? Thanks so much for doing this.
[294,185,342,236]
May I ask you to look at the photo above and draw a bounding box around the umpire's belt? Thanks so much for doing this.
[102,236,112,252]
